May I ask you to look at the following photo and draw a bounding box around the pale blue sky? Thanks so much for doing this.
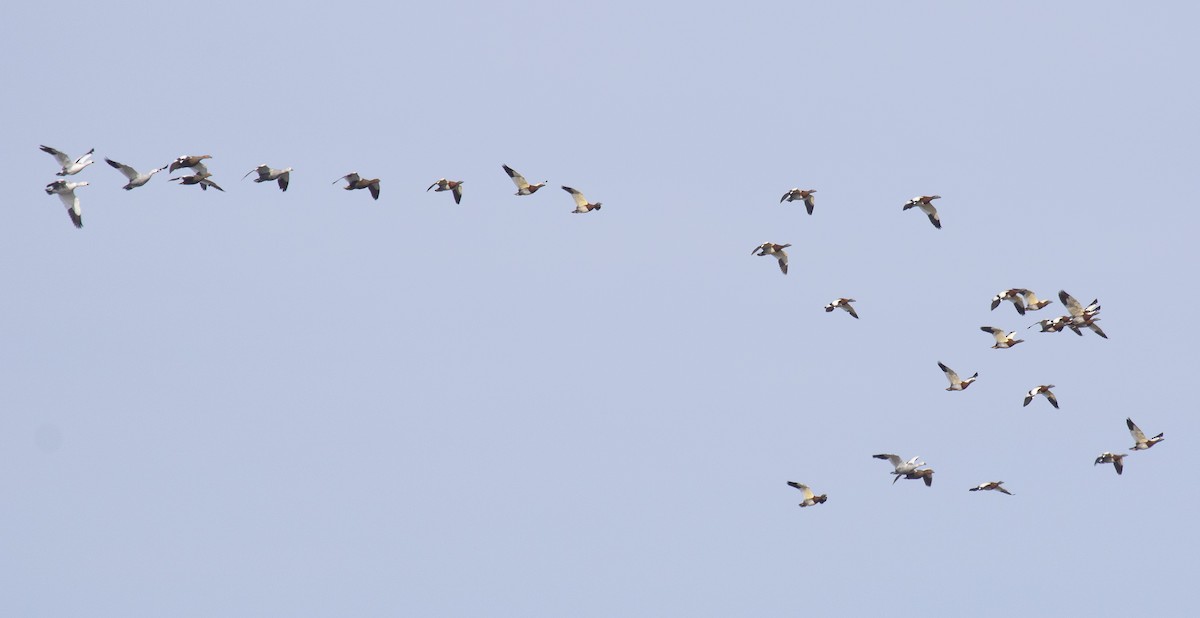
[2,1,1197,616]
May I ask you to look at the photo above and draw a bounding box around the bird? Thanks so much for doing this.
[872,454,926,484]
[1029,316,1071,333]
[939,361,978,391]
[990,289,1027,315]
[903,195,941,229]
[427,178,464,204]
[561,186,601,213]
[44,180,87,228]
[333,173,381,200]
[1094,452,1127,475]
[243,164,291,191]
[1058,290,1106,338]
[969,481,1014,495]
[1127,418,1164,451]
[169,154,212,175]
[786,481,828,507]
[170,172,224,192]
[1016,289,1053,311]
[897,468,935,487]
[981,326,1024,349]
[502,165,546,195]
[780,188,816,215]
[105,158,167,190]
[824,298,858,319]
[1023,385,1059,409]
[751,243,791,275]
[40,145,95,176]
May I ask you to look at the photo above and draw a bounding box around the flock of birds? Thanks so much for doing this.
[37,144,1165,508]
[37,146,602,229]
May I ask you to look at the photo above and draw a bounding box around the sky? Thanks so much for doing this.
[2,1,1198,616]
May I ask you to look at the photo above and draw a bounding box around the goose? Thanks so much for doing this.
[427,178,464,204]
[969,481,1013,495]
[44,180,87,228]
[780,188,816,215]
[751,242,791,275]
[1023,385,1059,409]
[1058,290,1106,338]
[169,154,212,175]
[333,172,380,200]
[561,185,601,213]
[243,164,291,191]
[872,454,926,483]
[938,361,978,391]
[1094,452,1127,475]
[897,468,935,487]
[170,172,224,192]
[990,289,1027,315]
[981,326,1024,349]
[1127,418,1164,451]
[502,165,546,195]
[903,195,941,229]
[105,158,167,190]
[786,481,828,507]
[824,298,859,319]
[1029,316,1070,333]
[1016,289,1053,311]
[40,145,95,176]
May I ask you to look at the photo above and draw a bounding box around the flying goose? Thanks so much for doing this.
[1023,385,1059,409]
[872,454,926,483]
[561,186,601,213]
[1029,316,1071,333]
[897,468,935,487]
[786,481,828,507]
[824,298,858,319]
[1094,452,1127,475]
[903,195,941,229]
[969,481,1013,495]
[169,154,212,175]
[1058,290,1106,338]
[1127,418,1164,451]
[502,165,546,195]
[1016,289,1053,311]
[243,164,291,191]
[334,172,380,200]
[751,242,791,275]
[780,188,816,215]
[427,178,464,204]
[981,326,1024,349]
[939,361,978,391]
[170,172,224,192]
[990,289,1027,314]
[41,145,95,176]
[44,180,87,228]
[105,158,167,190]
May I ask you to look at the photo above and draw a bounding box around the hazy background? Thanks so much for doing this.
[2,1,1196,616]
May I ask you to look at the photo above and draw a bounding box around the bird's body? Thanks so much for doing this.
[903,195,941,229]
[1059,290,1106,338]
[427,178,464,204]
[970,481,1013,495]
[1017,289,1053,311]
[502,165,546,195]
[981,326,1024,349]
[105,158,166,190]
[1023,385,1059,409]
[786,481,828,507]
[1029,316,1071,333]
[169,154,212,175]
[244,164,292,191]
[44,179,88,228]
[897,468,935,487]
[780,188,816,215]
[939,361,978,391]
[873,453,927,483]
[170,173,224,192]
[751,242,791,275]
[561,185,601,213]
[990,289,1028,315]
[1094,452,1127,475]
[824,298,858,318]
[1127,418,1164,451]
[334,173,381,200]
[41,145,95,176]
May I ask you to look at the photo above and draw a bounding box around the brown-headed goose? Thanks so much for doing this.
[502,165,546,195]
[969,481,1013,495]
[44,179,87,228]
[1094,452,1127,475]
[751,243,791,275]
[786,481,828,507]
[1029,316,1071,333]
[1023,385,1058,409]
[990,289,1027,314]
[41,145,95,176]
[169,154,212,175]
[898,468,935,487]
[1058,290,1106,338]
[334,172,380,200]
[939,361,978,391]
[170,172,224,192]
[562,186,601,213]
[105,158,167,190]
[780,188,816,215]
[1016,289,1053,311]
[243,164,291,191]
[1127,418,1164,451]
[824,298,858,318]
[903,195,941,229]
[981,326,1024,349]
[427,178,464,204]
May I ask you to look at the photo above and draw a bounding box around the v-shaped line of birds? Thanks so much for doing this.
[39,147,603,229]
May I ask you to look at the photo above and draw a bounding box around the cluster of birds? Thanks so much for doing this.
[764,195,1165,507]
[37,146,602,229]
